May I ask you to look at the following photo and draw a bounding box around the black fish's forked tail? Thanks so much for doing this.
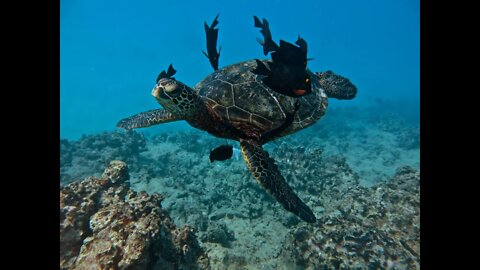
[253,16,310,67]
[253,16,279,55]
[203,14,221,71]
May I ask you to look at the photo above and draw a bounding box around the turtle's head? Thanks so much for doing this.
[152,78,198,117]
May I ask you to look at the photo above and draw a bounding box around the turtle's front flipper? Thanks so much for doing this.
[117,109,182,130]
[203,14,221,71]
[240,140,316,223]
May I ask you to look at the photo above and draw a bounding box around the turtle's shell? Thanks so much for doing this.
[194,60,328,137]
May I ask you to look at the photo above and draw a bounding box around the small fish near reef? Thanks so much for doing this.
[210,144,233,162]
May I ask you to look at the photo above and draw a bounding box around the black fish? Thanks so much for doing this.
[210,144,233,162]
[253,60,312,97]
[253,16,309,67]
[252,16,312,97]
[156,64,176,83]
[271,39,308,67]
[203,14,221,71]
[253,16,279,55]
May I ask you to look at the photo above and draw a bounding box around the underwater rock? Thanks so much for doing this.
[286,166,420,269]
[101,160,130,184]
[200,221,235,248]
[60,160,210,270]
[60,131,147,185]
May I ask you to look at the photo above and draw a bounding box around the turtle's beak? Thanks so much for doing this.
[151,85,161,98]
[152,84,171,100]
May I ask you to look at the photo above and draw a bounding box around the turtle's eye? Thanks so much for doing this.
[162,81,177,93]
[161,87,182,98]
[159,80,182,97]
[153,82,181,100]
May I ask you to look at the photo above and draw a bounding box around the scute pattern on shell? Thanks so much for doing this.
[195,60,328,136]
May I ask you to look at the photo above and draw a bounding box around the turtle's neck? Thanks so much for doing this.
[184,100,216,132]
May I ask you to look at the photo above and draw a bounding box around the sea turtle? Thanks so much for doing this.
[117,16,357,223]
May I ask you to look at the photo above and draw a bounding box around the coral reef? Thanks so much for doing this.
[272,143,359,197]
[60,160,210,270]
[302,108,420,186]
[60,131,147,185]
[60,108,420,269]
[287,166,420,269]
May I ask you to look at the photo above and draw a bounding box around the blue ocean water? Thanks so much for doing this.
[60,0,419,140]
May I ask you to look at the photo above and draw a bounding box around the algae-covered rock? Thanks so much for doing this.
[60,160,210,270]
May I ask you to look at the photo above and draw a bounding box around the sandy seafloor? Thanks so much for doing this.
[60,104,420,269]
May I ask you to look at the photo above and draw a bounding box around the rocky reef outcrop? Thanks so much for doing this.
[60,160,210,270]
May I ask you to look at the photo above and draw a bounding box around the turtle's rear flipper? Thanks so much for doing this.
[203,14,221,71]
[315,71,357,100]
[240,139,316,223]
[117,109,182,130]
